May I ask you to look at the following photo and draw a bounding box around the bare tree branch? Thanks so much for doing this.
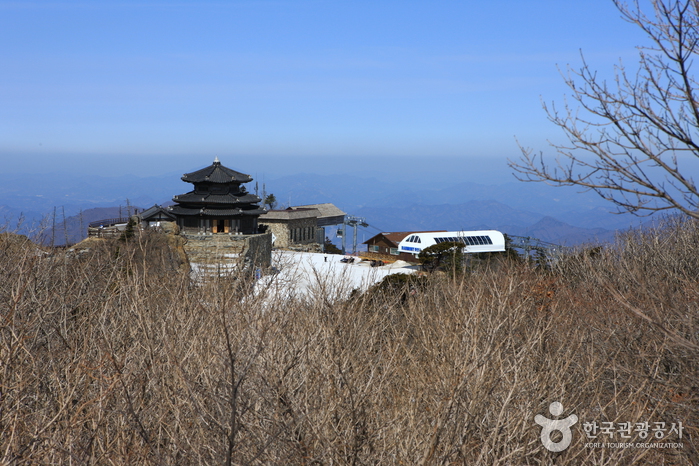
[510,0,699,219]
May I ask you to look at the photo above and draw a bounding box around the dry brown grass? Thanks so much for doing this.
[1,222,697,465]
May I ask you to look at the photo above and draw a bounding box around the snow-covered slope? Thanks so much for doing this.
[256,251,417,301]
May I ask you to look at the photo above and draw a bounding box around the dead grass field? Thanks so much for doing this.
[1,219,697,465]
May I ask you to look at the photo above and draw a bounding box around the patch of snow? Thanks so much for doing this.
[256,251,418,301]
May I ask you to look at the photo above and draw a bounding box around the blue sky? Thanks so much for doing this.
[1,0,647,177]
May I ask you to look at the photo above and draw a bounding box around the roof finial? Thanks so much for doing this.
[214,156,220,164]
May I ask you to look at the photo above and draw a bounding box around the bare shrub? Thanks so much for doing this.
[1,224,696,464]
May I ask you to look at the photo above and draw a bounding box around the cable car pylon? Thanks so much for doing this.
[342,216,369,254]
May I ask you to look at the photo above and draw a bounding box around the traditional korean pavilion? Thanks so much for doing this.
[169,158,266,234]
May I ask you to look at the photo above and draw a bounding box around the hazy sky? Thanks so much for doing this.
[1,0,647,176]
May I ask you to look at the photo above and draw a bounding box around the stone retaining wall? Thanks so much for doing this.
[182,232,271,277]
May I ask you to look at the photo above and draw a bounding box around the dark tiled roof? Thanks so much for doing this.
[260,208,320,221]
[293,203,346,218]
[139,204,176,221]
[181,159,253,184]
[172,192,261,205]
[288,203,345,226]
[168,205,266,216]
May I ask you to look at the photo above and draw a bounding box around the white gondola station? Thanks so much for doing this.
[397,230,506,256]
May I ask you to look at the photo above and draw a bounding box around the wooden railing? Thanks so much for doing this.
[88,217,131,228]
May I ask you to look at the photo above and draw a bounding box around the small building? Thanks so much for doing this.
[139,204,177,228]
[363,231,447,262]
[169,158,266,235]
[258,203,346,249]
[293,203,346,227]
[259,208,322,248]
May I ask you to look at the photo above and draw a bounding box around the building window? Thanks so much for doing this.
[370,245,379,252]
[389,247,399,255]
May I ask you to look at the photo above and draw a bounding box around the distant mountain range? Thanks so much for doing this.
[267,173,642,246]
[1,170,646,246]
[353,204,618,246]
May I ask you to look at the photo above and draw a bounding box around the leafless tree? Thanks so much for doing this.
[511,0,699,219]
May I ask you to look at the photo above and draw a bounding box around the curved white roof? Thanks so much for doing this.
[398,230,505,255]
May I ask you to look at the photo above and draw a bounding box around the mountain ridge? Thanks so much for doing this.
[0,170,642,246]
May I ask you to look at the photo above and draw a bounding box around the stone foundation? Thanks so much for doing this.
[182,232,271,278]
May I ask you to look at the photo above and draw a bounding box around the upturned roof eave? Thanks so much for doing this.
[169,206,266,216]
[181,160,253,184]
[172,192,262,205]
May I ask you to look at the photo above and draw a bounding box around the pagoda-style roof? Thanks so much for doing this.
[173,192,261,205]
[168,205,266,217]
[181,158,253,184]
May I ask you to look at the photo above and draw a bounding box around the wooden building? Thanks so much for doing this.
[169,158,266,235]
[363,231,446,262]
